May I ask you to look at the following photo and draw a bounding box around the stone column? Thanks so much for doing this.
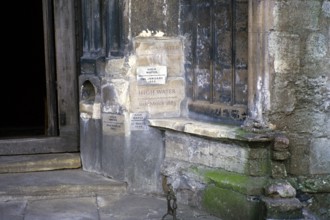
[81,0,103,58]
[79,0,104,173]
[247,0,274,127]
[104,0,123,57]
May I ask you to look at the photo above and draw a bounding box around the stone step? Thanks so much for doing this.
[0,153,81,173]
[0,169,127,200]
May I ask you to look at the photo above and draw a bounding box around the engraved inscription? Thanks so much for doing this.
[135,40,182,56]
[130,112,148,130]
[130,79,185,116]
[102,113,125,134]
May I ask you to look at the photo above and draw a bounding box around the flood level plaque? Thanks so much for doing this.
[137,66,167,85]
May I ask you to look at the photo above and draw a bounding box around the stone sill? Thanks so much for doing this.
[148,118,273,142]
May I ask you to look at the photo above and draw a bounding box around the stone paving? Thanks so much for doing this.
[0,193,221,220]
[0,170,221,220]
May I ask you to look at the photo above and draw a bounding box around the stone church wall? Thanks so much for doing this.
[79,0,330,219]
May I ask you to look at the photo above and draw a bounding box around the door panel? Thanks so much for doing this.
[0,0,79,155]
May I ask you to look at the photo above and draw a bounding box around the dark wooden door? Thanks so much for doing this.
[0,0,80,155]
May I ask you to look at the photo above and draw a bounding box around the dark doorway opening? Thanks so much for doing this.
[1,1,47,138]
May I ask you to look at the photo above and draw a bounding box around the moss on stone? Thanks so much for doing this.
[203,169,267,195]
[202,186,263,220]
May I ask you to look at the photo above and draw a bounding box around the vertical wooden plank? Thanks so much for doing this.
[53,0,79,136]
[42,0,58,136]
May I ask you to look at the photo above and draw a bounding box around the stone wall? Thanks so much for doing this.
[266,1,330,218]
[80,0,184,194]
[267,0,330,176]
[79,0,330,219]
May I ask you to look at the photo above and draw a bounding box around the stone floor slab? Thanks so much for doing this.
[24,197,98,220]
[98,194,221,220]
[0,200,26,220]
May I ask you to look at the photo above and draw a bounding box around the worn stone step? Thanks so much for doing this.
[0,153,81,173]
[0,169,127,200]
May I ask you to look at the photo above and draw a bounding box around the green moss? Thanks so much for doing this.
[203,169,267,195]
[205,170,248,185]
[202,186,263,220]
[235,127,253,139]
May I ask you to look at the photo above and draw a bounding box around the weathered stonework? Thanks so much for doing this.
[78,1,330,219]
[261,197,303,220]
[273,0,321,31]
[310,138,330,174]
[134,38,184,77]
[306,32,328,61]
[271,161,287,178]
[130,0,179,37]
[268,32,301,73]
[322,0,330,17]
[267,2,330,218]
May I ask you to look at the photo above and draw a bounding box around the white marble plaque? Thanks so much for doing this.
[130,112,148,130]
[137,66,167,85]
[102,113,125,134]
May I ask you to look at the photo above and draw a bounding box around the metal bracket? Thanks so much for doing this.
[162,183,178,220]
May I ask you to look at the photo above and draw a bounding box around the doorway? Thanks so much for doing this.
[0,0,80,155]
[1,1,47,138]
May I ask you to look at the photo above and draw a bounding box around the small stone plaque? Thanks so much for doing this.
[130,112,148,130]
[102,113,125,134]
[137,66,167,85]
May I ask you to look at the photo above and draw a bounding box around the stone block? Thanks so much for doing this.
[268,32,301,73]
[273,135,289,151]
[248,148,269,159]
[271,161,287,178]
[306,33,328,61]
[188,144,211,167]
[273,0,321,31]
[261,197,303,219]
[322,0,330,18]
[126,128,165,193]
[247,158,270,176]
[104,58,126,77]
[101,78,129,108]
[204,169,267,195]
[310,138,330,174]
[165,138,189,161]
[202,186,263,220]
[272,151,291,161]
[287,135,310,175]
[164,130,271,175]
[209,142,249,173]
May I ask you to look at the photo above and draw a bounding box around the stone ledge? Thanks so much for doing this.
[148,118,273,142]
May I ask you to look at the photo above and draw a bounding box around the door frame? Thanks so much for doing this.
[0,0,79,155]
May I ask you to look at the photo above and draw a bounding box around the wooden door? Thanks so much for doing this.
[0,0,80,155]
